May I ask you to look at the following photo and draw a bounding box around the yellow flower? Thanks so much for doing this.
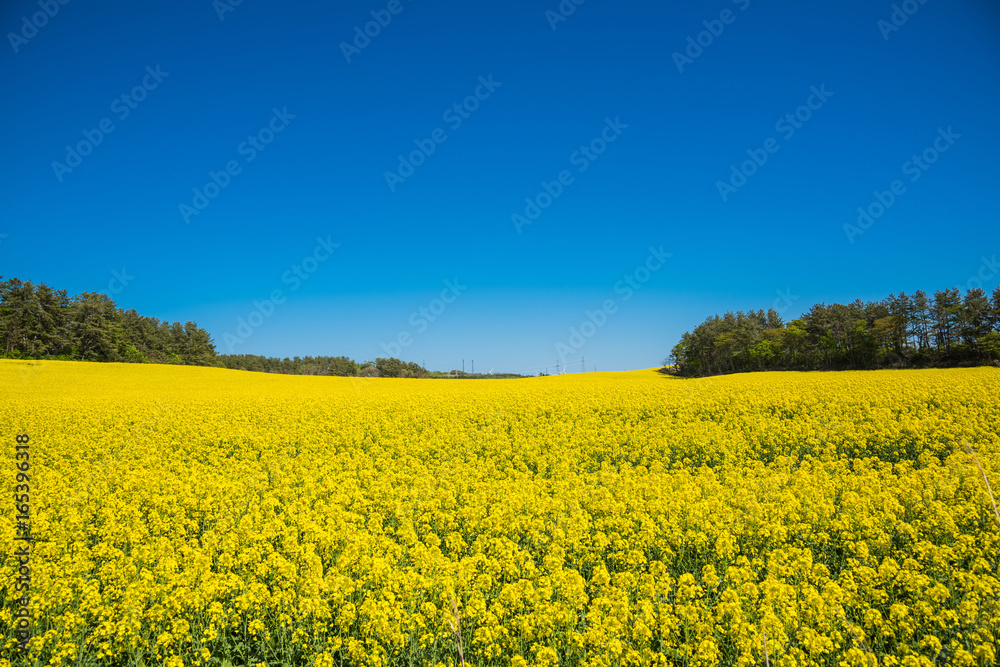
[2,361,998,667]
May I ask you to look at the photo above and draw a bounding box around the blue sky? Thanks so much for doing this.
[2,0,998,374]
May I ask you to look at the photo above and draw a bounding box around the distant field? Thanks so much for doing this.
[2,361,998,666]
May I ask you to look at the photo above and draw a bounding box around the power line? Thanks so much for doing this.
[433,357,611,377]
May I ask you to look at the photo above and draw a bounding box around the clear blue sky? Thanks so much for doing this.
[2,0,998,374]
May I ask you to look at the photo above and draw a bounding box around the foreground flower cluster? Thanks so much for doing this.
[1,361,998,666]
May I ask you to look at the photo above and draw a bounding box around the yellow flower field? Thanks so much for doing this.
[1,360,999,666]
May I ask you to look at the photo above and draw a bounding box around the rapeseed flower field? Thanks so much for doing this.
[1,360,998,666]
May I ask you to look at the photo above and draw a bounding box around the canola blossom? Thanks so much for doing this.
[1,360,999,666]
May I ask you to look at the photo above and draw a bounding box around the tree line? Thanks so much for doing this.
[0,277,428,377]
[670,286,1000,376]
[0,277,215,365]
[216,354,429,378]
